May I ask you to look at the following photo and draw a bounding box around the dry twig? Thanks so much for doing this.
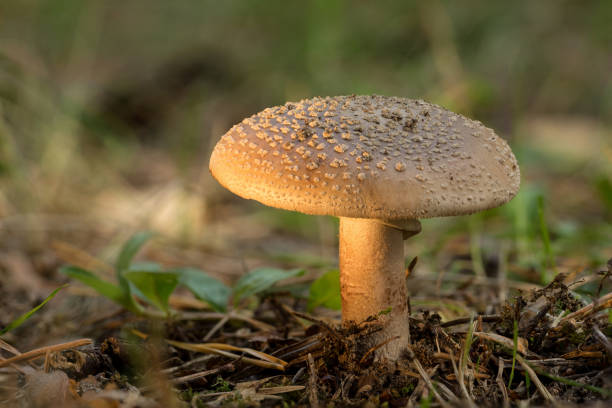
[441,315,501,328]
[561,292,612,322]
[359,336,400,365]
[409,349,451,408]
[166,340,287,370]
[515,354,556,403]
[307,353,320,408]
[496,357,510,407]
[178,311,275,332]
[407,365,438,407]
[0,339,92,369]
[203,315,229,341]
[169,366,230,386]
[450,350,476,408]
[473,332,529,355]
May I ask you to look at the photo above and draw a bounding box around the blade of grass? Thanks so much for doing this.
[536,367,612,397]
[0,284,68,336]
[469,216,485,277]
[537,195,555,283]
[509,189,530,262]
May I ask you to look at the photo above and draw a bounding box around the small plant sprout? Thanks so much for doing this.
[0,285,68,336]
[210,95,520,361]
[61,232,302,315]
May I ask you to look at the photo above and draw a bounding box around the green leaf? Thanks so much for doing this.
[233,267,304,306]
[126,262,162,303]
[1,284,68,336]
[60,266,128,306]
[124,270,179,313]
[537,195,556,282]
[175,268,230,312]
[116,231,154,273]
[115,232,153,312]
[129,261,162,272]
[307,269,341,312]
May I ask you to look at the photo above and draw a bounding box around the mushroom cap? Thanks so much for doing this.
[210,95,520,219]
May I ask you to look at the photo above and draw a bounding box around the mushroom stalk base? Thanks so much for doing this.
[339,217,411,362]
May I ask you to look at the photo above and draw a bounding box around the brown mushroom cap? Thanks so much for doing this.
[210,95,520,219]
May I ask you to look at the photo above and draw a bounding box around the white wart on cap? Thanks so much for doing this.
[210,95,520,219]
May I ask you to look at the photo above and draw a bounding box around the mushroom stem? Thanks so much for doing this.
[339,217,416,361]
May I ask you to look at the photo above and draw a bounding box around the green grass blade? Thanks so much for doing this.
[537,195,555,282]
[536,368,612,397]
[469,215,485,277]
[461,313,475,373]
[1,284,68,335]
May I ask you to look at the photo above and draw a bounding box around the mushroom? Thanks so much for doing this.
[209,95,520,361]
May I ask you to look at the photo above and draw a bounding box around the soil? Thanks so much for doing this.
[1,260,610,407]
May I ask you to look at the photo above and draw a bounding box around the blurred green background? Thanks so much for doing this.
[0,0,610,290]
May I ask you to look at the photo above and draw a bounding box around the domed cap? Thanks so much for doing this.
[210,95,520,219]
